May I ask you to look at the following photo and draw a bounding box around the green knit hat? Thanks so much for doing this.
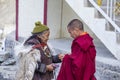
[32,21,49,34]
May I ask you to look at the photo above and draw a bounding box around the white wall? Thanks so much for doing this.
[61,0,80,38]
[47,0,62,39]
[18,0,94,39]
[18,0,44,38]
[61,0,95,38]
[0,0,15,39]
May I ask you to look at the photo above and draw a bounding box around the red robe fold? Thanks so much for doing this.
[57,34,96,80]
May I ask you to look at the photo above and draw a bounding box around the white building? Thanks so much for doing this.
[1,0,120,61]
[0,0,119,60]
[0,0,120,80]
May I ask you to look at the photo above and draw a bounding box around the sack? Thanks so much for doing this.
[15,46,40,80]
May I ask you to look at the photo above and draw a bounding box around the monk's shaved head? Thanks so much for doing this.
[67,19,84,31]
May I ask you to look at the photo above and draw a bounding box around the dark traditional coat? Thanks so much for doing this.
[57,33,96,80]
[16,37,61,80]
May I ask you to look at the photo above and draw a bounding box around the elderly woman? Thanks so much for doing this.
[16,21,62,80]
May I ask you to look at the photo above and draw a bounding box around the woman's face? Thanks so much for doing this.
[37,30,50,44]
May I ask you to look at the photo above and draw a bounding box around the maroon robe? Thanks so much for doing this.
[57,34,96,80]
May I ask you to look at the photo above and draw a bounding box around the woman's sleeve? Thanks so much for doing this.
[52,55,61,63]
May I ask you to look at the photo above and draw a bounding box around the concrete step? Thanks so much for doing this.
[96,56,120,73]
[65,0,84,8]
[96,56,120,80]
[96,67,120,80]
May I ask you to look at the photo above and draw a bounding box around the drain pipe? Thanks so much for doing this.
[43,0,48,25]
[16,0,19,41]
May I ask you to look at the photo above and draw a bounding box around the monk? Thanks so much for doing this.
[57,19,96,80]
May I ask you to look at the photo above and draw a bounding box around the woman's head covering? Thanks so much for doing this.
[32,21,49,34]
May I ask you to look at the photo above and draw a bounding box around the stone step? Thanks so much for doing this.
[0,66,16,80]
[96,56,120,73]
[96,67,120,80]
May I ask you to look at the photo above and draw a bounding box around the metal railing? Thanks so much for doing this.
[89,0,120,33]
[97,0,120,27]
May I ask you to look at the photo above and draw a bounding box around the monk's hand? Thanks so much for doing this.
[58,54,65,61]
[46,64,54,71]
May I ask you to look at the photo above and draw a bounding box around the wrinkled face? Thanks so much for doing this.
[67,27,80,39]
[37,30,50,44]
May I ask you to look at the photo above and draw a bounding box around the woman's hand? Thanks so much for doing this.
[46,64,54,71]
[58,54,65,61]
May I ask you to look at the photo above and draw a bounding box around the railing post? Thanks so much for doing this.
[106,0,115,31]
[116,32,120,44]
[110,0,113,19]
[106,0,109,30]
[113,0,116,21]
[107,0,109,16]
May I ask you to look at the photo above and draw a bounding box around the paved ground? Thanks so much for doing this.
[0,66,16,80]
[0,38,120,80]
[49,38,120,80]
